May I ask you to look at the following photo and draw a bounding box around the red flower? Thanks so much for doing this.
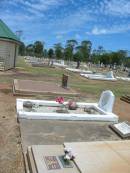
[56,97,64,104]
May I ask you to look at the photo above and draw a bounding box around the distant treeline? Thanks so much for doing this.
[19,40,130,67]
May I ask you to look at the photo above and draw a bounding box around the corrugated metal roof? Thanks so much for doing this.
[0,19,20,42]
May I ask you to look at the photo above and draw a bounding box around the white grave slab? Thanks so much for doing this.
[66,68,93,74]
[81,71,117,81]
[16,90,118,122]
[116,77,130,81]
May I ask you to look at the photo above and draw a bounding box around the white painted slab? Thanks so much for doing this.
[116,77,130,81]
[16,90,118,122]
[66,68,93,74]
[81,71,117,81]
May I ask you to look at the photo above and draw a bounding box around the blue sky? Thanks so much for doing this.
[1,0,130,51]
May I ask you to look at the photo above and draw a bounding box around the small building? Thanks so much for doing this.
[0,19,20,70]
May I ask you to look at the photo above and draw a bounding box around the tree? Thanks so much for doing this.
[33,41,44,57]
[19,42,26,56]
[124,57,130,67]
[26,44,34,56]
[64,46,72,61]
[100,53,112,65]
[48,48,54,66]
[43,49,48,58]
[91,46,107,64]
[117,50,127,64]
[110,51,126,65]
[98,46,104,54]
[65,39,78,61]
[48,48,54,59]
[54,43,63,59]
[81,40,92,62]
[74,46,83,68]
[67,39,78,48]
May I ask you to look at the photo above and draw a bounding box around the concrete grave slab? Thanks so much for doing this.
[64,140,130,173]
[26,145,80,173]
[13,79,79,96]
[19,119,120,152]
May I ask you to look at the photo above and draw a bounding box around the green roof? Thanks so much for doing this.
[0,19,20,42]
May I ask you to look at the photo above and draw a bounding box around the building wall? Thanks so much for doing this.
[0,40,18,70]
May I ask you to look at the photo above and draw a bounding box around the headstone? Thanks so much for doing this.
[110,122,130,138]
[61,60,65,65]
[98,90,115,113]
[106,71,114,78]
[62,74,68,89]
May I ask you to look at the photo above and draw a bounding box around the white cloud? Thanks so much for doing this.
[102,0,130,16]
[24,0,64,11]
[52,7,94,35]
[6,0,65,17]
[1,0,130,45]
[56,35,63,39]
[87,24,130,35]
[75,34,81,39]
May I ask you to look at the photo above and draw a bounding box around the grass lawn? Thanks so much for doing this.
[0,56,129,98]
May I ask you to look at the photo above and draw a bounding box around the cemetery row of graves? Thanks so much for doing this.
[0,56,130,173]
[0,18,130,173]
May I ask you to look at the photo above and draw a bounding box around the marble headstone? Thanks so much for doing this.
[98,90,115,113]
[106,71,114,79]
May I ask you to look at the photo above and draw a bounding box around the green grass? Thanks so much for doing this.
[16,57,65,77]
[1,56,129,98]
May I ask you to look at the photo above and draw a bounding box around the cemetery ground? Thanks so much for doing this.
[0,57,130,173]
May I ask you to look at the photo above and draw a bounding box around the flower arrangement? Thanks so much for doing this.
[64,147,76,161]
[55,97,68,113]
[55,97,77,113]
[56,97,64,104]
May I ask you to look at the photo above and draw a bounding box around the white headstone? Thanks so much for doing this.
[106,71,114,78]
[98,90,115,113]
[61,60,65,65]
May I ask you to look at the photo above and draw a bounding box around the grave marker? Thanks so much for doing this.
[62,74,68,89]
[110,122,130,138]
[44,156,61,170]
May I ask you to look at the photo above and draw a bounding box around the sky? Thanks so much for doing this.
[0,0,130,51]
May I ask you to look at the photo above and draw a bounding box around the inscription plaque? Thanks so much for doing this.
[110,122,130,138]
[44,156,61,170]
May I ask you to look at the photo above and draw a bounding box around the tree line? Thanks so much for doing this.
[19,40,130,68]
